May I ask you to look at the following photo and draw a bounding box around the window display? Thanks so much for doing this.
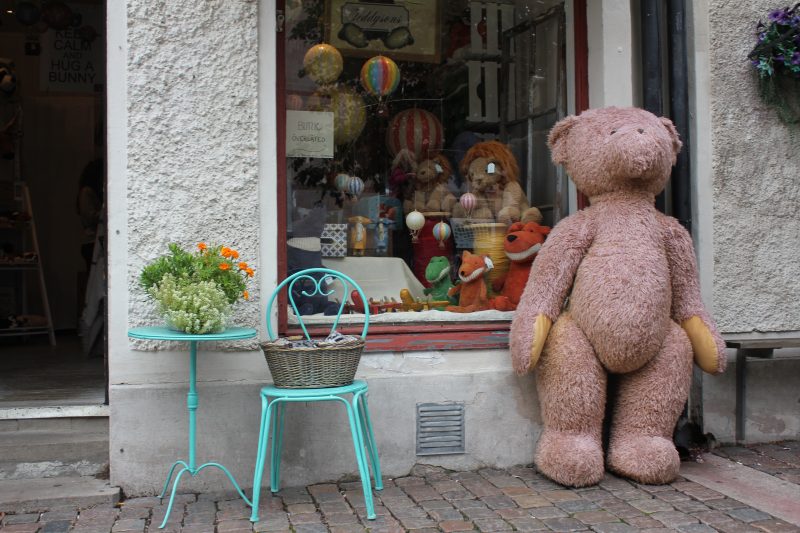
[282,0,568,325]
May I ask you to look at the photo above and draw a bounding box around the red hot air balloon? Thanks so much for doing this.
[386,108,444,161]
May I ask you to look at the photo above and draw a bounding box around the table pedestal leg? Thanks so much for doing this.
[157,341,252,529]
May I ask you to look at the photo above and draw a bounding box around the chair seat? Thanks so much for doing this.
[260,379,368,398]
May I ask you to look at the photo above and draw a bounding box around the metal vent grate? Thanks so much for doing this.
[416,402,465,455]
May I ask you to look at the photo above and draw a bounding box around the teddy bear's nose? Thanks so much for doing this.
[637,128,644,134]
[507,234,518,242]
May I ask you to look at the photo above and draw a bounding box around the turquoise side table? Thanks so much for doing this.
[128,326,257,528]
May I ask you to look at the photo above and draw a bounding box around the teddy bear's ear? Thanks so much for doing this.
[659,116,682,161]
[547,115,579,165]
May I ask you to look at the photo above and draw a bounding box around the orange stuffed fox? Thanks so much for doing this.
[490,221,551,311]
[446,250,494,313]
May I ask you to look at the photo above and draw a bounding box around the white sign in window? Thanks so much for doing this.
[286,110,334,159]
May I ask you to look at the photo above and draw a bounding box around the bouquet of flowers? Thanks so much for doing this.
[141,243,254,334]
[749,4,800,123]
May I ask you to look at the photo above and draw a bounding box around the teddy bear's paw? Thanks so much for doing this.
[607,435,680,485]
[535,430,604,487]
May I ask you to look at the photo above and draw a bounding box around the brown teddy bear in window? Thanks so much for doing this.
[451,140,530,224]
[403,154,457,214]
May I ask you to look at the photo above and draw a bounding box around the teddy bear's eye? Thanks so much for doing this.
[610,129,617,135]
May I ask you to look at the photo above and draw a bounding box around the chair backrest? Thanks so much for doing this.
[265,267,370,341]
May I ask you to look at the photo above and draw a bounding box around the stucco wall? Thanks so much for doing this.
[708,1,800,333]
[125,0,261,335]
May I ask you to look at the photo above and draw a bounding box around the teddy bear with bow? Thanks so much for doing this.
[510,107,726,487]
[451,140,529,224]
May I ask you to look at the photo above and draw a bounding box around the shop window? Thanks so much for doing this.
[280,0,570,333]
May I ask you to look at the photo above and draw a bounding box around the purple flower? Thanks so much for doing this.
[776,54,786,63]
[793,51,800,65]
[769,8,792,25]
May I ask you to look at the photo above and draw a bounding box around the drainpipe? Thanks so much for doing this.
[668,0,691,232]
[641,0,666,212]
[667,0,705,435]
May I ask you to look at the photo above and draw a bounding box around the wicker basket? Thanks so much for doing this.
[260,338,365,389]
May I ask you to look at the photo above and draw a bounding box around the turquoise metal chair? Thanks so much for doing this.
[250,268,382,522]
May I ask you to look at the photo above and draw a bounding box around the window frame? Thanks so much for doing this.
[275,0,590,352]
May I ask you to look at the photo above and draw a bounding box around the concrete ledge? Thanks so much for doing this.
[0,477,120,513]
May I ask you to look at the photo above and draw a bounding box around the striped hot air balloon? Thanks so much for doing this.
[347,175,364,197]
[386,108,444,160]
[360,56,400,98]
[432,221,452,248]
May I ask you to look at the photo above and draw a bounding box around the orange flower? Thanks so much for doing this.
[219,263,231,271]
[220,246,232,258]
[238,262,248,270]
[197,242,208,251]
[243,290,249,300]
[245,268,254,277]
[230,250,239,259]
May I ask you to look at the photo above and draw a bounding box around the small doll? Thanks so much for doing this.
[348,215,372,256]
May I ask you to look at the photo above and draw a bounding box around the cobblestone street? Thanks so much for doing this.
[1,442,798,533]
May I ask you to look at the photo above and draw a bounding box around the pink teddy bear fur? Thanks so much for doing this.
[510,107,727,487]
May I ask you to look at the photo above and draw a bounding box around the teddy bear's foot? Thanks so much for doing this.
[607,435,680,485]
[535,430,604,487]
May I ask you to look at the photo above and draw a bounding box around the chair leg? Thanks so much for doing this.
[250,395,274,523]
[337,397,376,520]
[357,393,383,491]
[270,401,286,493]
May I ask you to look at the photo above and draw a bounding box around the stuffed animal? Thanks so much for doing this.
[446,250,493,313]
[490,221,550,311]
[403,154,457,214]
[509,107,726,487]
[423,256,455,302]
[388,148,417,199]
[451,141,529,224]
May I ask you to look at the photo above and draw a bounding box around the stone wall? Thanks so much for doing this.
[708,1,800,333]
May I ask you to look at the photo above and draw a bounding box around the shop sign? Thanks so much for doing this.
[39,4,103,93]
[286,110,334,158]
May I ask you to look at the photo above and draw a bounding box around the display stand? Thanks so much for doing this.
[0,183,56,346]
[127,326,257,528]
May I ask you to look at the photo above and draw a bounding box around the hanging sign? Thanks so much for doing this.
[39,4,104,93]
[286,110,334,158]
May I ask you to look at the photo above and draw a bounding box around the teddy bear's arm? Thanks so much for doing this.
[509,210,594,374]
[662,216,726,374]
[497,183,528,223]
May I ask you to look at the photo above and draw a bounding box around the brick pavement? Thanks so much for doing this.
[1,442,797,533]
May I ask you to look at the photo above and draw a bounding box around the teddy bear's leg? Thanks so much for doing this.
[535,313,606,487]
[606,321,693,484]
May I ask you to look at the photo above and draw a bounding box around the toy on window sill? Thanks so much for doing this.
[490,221,551,311]
[446,250,493,313]
[451,140,530,224]
[370,203,397,257]
[398,289,450,311]
[348,215,372,256]
[403,155,457,214]
[423,256,456,303]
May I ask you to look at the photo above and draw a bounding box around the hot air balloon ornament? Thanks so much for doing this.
[335,172,351,192]
[346,175,365,198]
[303,43,343,87]
[459,192,477,219]
[433,220,452,249]
[405,210,425,243]
[360,55,400,118]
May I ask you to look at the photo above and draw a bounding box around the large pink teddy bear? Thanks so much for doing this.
[510,107,726,487]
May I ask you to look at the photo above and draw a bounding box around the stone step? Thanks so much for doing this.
[0,476,120,513]
[0,421,108,480]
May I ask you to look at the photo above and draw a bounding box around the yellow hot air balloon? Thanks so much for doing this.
[309,85,366,145]
[303,43,343,86]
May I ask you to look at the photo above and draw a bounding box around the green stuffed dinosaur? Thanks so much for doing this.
[424,256,456,303]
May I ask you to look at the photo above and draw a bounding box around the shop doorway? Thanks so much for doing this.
[0,1,107,413]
